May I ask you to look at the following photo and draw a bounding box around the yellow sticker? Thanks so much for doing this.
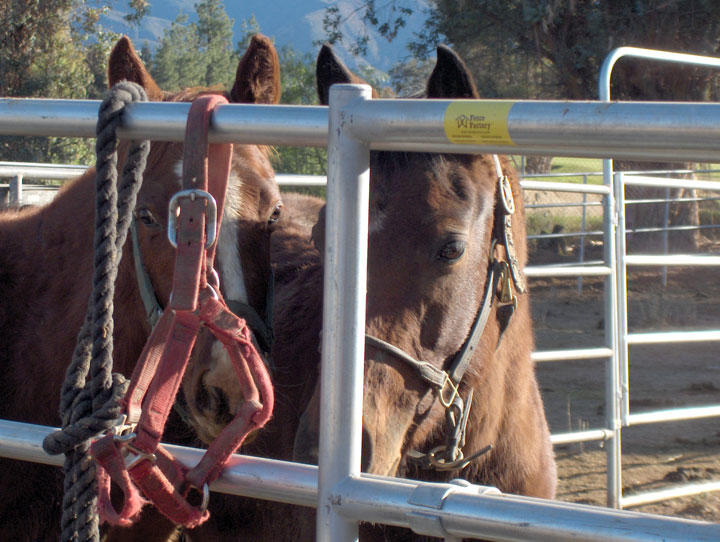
[444,101,515,146]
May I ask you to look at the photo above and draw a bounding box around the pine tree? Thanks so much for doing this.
[0,1,142,164]
[151,0,235,91]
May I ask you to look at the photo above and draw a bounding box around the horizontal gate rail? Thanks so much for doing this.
[1,419,719,541]
[0,161,87,179]
[6,98,720,160]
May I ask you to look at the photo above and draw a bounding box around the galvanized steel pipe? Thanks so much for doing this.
[5,98,720,161]
[334,476,720,541]
[3,419,720,541]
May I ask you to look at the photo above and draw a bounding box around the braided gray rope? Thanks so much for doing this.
[42,81,150,542]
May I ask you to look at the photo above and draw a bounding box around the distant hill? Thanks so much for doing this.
[102,1,429,72]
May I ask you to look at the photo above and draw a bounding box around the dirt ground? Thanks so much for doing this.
[529,237,720,523]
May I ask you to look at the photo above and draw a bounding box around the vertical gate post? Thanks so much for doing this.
[603,159,623,508]
[9,174,22,206]
[614,172,631,432]
[317,83,372,542]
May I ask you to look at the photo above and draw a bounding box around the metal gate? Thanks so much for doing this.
[1,89,720,540]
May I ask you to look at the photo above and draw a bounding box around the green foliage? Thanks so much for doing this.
[236,15,262,52]
[388,57,434,96]
[0,1,144,164]
[322,0,720,101]
[124,0,150,26]
[151,0,235,91]
[318,1,414,57]
[274,45,327,195]
[278,46,317,105]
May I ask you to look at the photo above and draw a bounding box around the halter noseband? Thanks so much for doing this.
[365,155,526,471]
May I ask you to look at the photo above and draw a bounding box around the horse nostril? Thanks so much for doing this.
[210,387,233,426]
[361,428,373,472]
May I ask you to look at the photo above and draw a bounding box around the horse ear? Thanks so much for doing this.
[230,34,281,104]
[426,44,479,99]
[108,36,163,100]
[316,44,355,106]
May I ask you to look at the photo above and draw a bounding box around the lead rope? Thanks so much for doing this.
[43,81,150,542]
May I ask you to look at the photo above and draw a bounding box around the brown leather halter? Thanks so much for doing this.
[365,155,526,471]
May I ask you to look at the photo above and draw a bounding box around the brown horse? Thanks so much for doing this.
[176,45,556,541]
[0,34,282,541]
[299,44,556,538]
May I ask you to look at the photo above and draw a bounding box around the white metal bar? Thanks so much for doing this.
[627,405,720,425]
[351,99,720,161]
[532,347,613,363]
[625,254,720,266]
[525,265,611,278]
[550,429,613,445]
[0,418,320,506]
[627,330,720,345]
[599,47,720,102]
[334,476,720,542]
[0,162,88,179]
[623,175,720,192]
[604,165,622,510]
[621,481,720,509]
[615,173,632,429]
[3,420,718,542]
[9,98,720,161]
[276,174,328,187]
[520,180,610,195]
[317,84,372,542]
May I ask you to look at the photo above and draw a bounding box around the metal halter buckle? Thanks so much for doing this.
[497,261,518,308]
[108,414,137,439]
[187,483,210,513]
[438,374,460,408]
[498,175,515,215]
[113,431,157,469]
[168,189,218,249]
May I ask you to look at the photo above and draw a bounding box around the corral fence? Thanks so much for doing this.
[7,162,720,279]
[2,64,720,541]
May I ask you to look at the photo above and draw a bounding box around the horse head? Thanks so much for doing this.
[107,35,282,444]
[294,44,555,498]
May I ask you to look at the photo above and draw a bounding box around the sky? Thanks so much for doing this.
[102,0,430,72]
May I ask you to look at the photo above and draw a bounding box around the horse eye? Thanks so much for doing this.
[136,208,158,227]
[437,240,466,263]
[268,202,282,225]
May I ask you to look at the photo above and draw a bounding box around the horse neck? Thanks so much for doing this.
[459,295,554,480]
[0,172,95,327]
[0,170,149,386]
